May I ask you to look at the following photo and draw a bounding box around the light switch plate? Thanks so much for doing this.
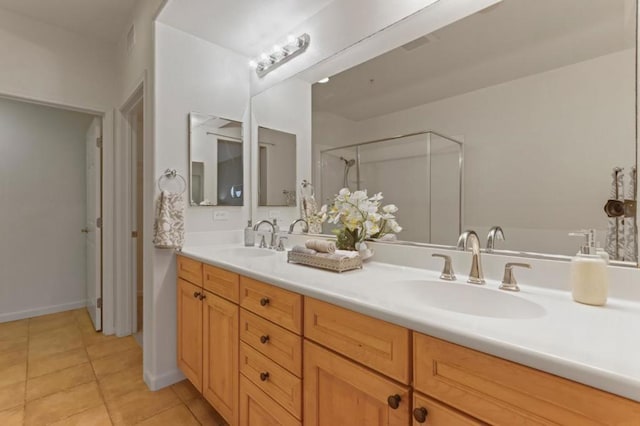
[213,210,229,221]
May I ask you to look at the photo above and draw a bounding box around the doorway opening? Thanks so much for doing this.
[0,95,103,329]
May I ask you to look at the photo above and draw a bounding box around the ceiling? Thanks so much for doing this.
[313,0,636,121]
[158,0,335,58]
[0,0,136,43]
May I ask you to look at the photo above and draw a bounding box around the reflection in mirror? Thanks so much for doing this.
[320,132,462,244]
[189,113,243,206]
[258,126,297,206]
[313,0,637,262]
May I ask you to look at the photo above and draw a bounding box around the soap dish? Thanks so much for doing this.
[287,251,363,273]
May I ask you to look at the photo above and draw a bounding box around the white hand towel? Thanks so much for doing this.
[153,191,185,249]
[305,239,336,253]
[291,245,317,255]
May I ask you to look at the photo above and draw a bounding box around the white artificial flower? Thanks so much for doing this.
[382,204,398,214]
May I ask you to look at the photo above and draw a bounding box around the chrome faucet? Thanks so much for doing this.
[457,230,485,284]
[253,220,277,248]
[486,226,505,252]
[289,218,309,234]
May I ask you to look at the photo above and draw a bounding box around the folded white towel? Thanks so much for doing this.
[335,250,360,259]
[305,239,336,253]
[291,245,317,255]
[153,191,185,249]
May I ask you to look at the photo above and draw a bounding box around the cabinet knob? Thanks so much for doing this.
[260,297,270,306]
[387,394,401,409]
[259,372,270,382]
[260,335,270,344]
[193,291,201,298]
[413,407,428,423]
[199,293,206,300]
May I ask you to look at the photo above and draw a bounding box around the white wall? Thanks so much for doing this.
[0,97,94,321]
[153,22,251,388]
[0,7,117,111]
[252,78,312,226]
[315,49,635,255]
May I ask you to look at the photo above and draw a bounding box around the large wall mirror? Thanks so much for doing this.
[258,126,297,207]
[308,0,637,263]
[189,112,244,206]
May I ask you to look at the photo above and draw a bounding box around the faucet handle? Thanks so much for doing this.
[276,236,288,252]
[432,254,456,281]
[259,234,268,249]
[499,262,531,292]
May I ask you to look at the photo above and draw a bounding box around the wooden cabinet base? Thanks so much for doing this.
[177,279,203,392]
[240,375,301,426]
[303,340,411,426]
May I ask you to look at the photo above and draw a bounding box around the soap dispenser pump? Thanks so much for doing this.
[568,230,608,306]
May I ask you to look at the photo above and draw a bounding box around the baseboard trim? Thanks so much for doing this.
[144,368,185,391]
[0,300,87,323]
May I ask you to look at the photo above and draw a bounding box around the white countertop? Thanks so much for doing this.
[180,244,640,402]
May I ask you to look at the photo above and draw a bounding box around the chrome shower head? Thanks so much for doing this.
[340,157,356,167]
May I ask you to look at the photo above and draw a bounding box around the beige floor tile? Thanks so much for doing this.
[0,405,24,426]
[0,337,28,354]
[26,362,95,401]
[0,381,25,412]
[187,397,228,426]
[171,379,200,403]
[0,320,29,340]
[136,404,200,426]
[29,326,83,359]
[48,404,113,426]
[87,336,138,361]
[29,312,78,336]
[0,361,27,388]
[28,348,88,378]
[24,381,103,426]
[92,347,142,379]
[105,387,181,425]
[77,315,99,335]
[0,347,27,370]
[98,365,147,401]
[82,331,119,348]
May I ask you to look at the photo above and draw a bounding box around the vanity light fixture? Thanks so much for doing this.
[250,33,311,77]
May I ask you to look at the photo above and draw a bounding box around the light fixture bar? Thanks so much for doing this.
[252,33,310,78]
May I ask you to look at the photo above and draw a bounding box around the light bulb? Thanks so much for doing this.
[287,34,296,44]
[272,44,281,53]
[249,60,257,69]
[260,53,269,61]
[317,77,330,84]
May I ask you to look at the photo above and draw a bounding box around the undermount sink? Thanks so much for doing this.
[392,280,546,319]
[226,247,277,258]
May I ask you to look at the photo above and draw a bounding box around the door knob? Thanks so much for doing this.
[260,297,270,306]
[413,407,428,423]
[387,394,401,409]
[81,228,89,233]
[259,372,270,381]
[260,335,270,344]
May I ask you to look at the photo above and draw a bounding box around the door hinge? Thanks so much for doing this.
[96,136,103,148]
[97,297,102,309]
[131,231,138,238]
[96,217,102,228]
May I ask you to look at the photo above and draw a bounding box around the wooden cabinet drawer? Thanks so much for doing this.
[240,342,302,420]
[414,333,640,425]
[203,264,239,303]
[240,309,302,377]
[239,375,301,426]
[177,256,202,286]
[412,393,483,425]
[240,277,302,334]
[304,297,411,384]
[304,340,411,426]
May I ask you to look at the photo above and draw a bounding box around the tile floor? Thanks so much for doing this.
[0,309,228,425]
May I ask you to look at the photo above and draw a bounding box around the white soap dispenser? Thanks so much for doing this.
[568,230,609,306]
[244,220,255,247]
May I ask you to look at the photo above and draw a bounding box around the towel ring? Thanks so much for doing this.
[158,169,186,194]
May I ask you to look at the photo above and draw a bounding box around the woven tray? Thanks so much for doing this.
[287,251,362,273]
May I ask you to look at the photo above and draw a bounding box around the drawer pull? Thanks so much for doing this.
[259,372,270,382]
[199,293,206,300]
[413,407,428,423]
[260,335,270,344]
[387,394,401,410]
[260,297,270,306]
[193,291,201,298]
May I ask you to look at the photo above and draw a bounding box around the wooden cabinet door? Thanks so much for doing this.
[202,291,239,426]
[240,375,301,426]
[177,278,203,391]
[304,340,411,426]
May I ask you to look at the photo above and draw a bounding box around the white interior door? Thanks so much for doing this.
[85,117,102,331]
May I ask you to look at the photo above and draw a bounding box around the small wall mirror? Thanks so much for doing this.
[257,126,297,206]
[189,113,243,206]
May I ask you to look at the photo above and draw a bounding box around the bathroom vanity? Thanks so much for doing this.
[175,248,640,425]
